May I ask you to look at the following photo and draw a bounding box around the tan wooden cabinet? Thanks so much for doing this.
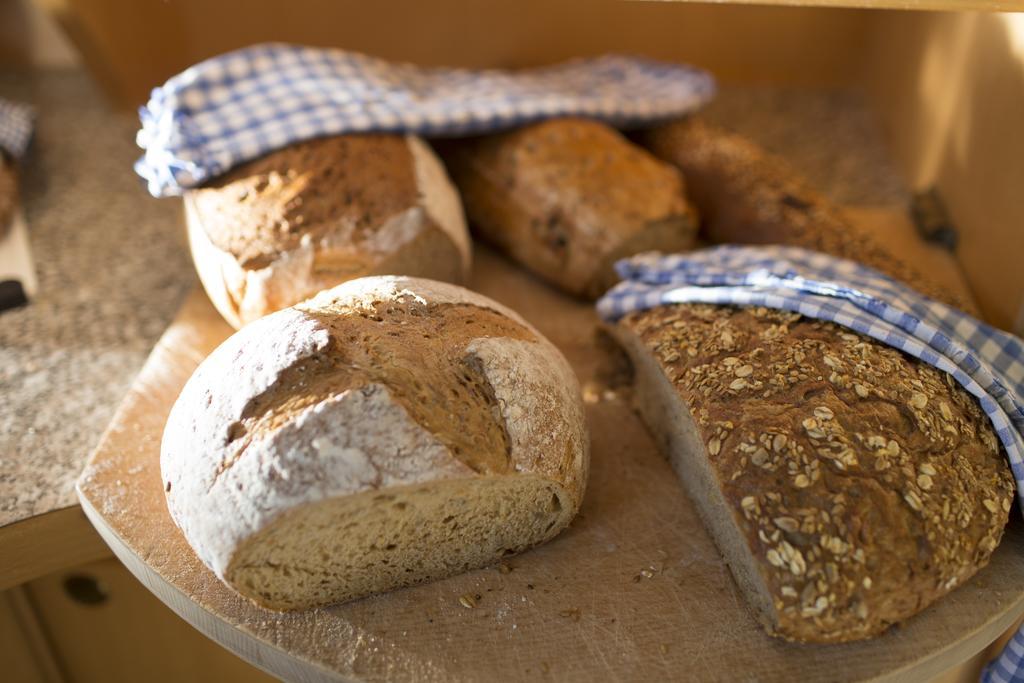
[3,559,276,682]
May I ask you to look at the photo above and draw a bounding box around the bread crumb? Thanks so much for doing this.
[558,608,582,622]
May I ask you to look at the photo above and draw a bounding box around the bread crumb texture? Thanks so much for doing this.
[620,303,1013,642]
[161,277,587,610]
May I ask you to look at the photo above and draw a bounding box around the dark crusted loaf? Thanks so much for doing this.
[639,117,976,315]
[440,117,698,299]
[609,303,1013,643]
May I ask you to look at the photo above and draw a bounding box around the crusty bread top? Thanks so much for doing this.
[468,117,689,233]
[190,134,422,269]
[285,294,536,476]
[300,278,587,496]
[641,118,976,314]
[0,159,17,231]
[442,117,695,296]
[618,303,1013,642]
[162,276,587,577]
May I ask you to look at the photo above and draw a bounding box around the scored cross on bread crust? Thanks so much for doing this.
[162,277,588,610]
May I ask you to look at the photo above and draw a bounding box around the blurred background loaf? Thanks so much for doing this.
[440,118,697,299]
[638,117,977,314]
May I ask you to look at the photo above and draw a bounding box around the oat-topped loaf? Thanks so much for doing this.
[608,303,1014,642]
[187,134,471,328]
[439,117,697,299]
[639,118,975,314]
[162,276,588,610]
[0,158,17,236]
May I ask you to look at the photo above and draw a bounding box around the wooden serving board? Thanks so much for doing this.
[77,212,1024,682]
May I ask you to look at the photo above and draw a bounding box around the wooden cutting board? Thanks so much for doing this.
[77,211,1024,682]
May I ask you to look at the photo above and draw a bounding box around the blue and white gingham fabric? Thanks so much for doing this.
[0,98,34,159]
[134,43,715,197]
[598,245,1024,500]
[598,245,1024,683]
[986,627,1024,683]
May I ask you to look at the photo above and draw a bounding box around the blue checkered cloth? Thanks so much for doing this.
[598,245,1024,499]
[986,627,1024,683]
[134,43,715,197]
[598,245,1024,682]
[0,98,34,158]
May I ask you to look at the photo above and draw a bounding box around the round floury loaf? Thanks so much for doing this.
[186,133,472,328]
[161,276,588,610]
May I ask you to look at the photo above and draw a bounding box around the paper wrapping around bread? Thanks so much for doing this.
[186,134,471,328]
[161,276,589,610]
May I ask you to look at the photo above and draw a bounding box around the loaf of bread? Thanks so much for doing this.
[186,134,472,328]
[639,118,975,314]
[608,303,1013,642]
[0,159,16,236]
[440,118,698,299]
[162,276,589,610]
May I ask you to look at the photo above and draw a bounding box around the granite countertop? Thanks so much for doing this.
[0,70,192,527]
[0,68,908,530]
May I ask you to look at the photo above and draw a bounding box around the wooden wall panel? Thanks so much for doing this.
[864,11,1024,333]
[651,0,1024,9]
[0,0,78,67]
[0,507,111,593]
[0,588,61,683]
[43,0,871,106]
[25,558,278,683]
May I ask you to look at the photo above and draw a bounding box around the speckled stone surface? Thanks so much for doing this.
[0,70,192,527]
[0,69,908,529]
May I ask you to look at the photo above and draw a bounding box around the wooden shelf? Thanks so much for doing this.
[0,507,110,592]
[77,213,1024,683]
